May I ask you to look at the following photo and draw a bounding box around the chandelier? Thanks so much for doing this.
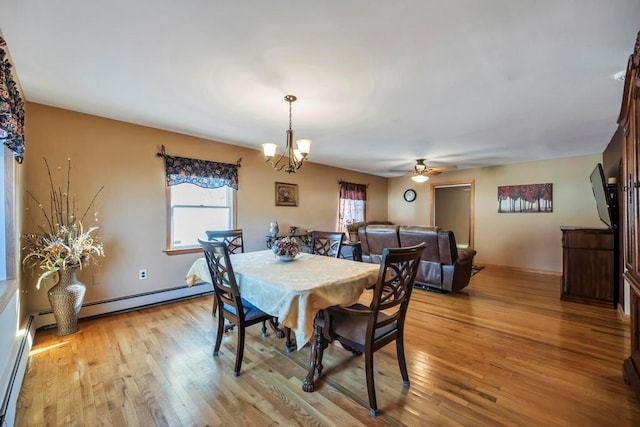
[262,95,312,173]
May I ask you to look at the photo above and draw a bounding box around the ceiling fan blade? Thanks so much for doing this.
[428,165,457,171]
[426,170,442,175]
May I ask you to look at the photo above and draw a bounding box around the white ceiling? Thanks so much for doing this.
[1,1,638,177]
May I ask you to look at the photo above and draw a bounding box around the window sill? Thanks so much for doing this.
[165,247,202,256]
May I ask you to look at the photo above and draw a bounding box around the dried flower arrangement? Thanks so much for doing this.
[22,158,105,289]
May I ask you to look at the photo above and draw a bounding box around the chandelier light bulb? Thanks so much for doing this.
[296,139,312,156]
[262,143,277,159]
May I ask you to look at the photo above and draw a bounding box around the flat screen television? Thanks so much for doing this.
[589,163,614,228]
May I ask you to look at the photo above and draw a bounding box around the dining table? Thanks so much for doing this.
[186,249,380,391]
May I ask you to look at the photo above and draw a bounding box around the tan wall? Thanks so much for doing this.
[22,103,388,313]
[388,154,605,273]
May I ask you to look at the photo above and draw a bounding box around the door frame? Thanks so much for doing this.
[430,180,475,249]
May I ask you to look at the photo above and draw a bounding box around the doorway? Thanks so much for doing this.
[431,181,474,249]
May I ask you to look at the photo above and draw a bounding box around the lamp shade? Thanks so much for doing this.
[411,174,429,183]
[296,138,312,155]
[262,143,278,158]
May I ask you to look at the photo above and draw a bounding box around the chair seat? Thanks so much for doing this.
[223,298,269,322]
[329,303,397,345]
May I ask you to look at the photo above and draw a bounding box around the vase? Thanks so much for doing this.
[47,267,86,336]
[278,254,295,262]
[269,221,279,238]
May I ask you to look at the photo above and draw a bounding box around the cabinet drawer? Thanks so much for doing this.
[562,229,613,250]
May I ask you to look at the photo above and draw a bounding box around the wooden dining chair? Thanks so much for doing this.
[311,231,344,258]
[198,239,273,377]
[205,229,244,254]
[205,229,244,315]
[324,243,425,416]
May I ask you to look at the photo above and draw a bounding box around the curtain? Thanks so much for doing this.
[337,181,367,234]
[163,154,239,190]
[0,34,25,163]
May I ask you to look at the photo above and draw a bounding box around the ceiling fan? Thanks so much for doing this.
[410,159,457,182]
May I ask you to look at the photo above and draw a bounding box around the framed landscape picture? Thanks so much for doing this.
[275,182,298,207]
[497,183,553,213]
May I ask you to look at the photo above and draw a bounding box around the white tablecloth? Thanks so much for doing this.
[186,250,379,350]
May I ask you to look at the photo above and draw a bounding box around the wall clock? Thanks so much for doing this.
[403,189,417,202]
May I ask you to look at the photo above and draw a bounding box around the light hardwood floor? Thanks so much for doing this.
[15,267,640,426]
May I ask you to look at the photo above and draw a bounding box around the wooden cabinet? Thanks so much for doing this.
[561,227,615,307]
[621,31,640,399]
[624,281,640,397]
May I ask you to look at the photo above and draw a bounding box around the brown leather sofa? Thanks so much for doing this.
[358,225,476,293]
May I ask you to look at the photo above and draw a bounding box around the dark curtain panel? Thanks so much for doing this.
[0,34,25,163]
[163,154,239,190]
[339,181,367,201]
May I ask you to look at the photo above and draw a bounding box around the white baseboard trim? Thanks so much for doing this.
[34,282,214,330]
[0,315,34,427]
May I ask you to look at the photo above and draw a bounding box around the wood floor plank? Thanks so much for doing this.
[15,266,640,426]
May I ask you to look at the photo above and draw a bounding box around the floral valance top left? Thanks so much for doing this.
[0,32,25,163]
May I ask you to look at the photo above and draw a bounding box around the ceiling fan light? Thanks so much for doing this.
[411,174,429,183]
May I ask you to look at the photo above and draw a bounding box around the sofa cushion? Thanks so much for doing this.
[361,225,399,264]
[399,226,441,262]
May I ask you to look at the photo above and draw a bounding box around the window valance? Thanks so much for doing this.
[339,180,367,201]
[0,33,25,163]
[159,146,240,190]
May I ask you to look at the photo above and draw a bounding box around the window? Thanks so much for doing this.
[159,150,239,253]
[169,184,233,249]
[337,181,367,234]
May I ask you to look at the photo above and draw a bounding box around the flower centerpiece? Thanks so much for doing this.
[22,158,105,335]
[272,236,300,262]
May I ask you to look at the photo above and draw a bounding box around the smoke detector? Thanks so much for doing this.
[613,70,625,82]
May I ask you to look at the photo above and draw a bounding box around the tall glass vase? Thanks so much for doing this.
[47,267,86,336]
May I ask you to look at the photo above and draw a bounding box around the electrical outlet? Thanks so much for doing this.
[139,269,148,280]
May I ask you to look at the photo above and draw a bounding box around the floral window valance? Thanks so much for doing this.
[159,146,240,190]
[0,33,25,163]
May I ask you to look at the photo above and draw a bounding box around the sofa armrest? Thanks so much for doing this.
[441,248,476,292]
[456,248,476,265]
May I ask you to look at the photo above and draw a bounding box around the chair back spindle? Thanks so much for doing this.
[205,229,244,254]
[311,231,344,258]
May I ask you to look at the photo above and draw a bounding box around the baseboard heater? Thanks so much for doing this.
[35,282,213,330]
